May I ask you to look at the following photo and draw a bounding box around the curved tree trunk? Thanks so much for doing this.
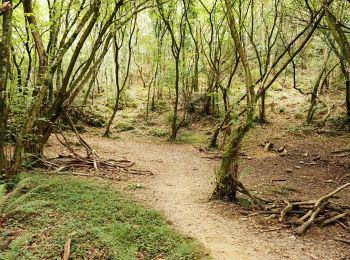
[214,0,256,201]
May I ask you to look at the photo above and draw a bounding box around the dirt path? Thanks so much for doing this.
[51,135,348,259]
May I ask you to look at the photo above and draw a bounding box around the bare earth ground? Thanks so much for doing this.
[47,123,350,259]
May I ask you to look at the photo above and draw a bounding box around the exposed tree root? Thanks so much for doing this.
[37,112,152,178]
[234,178,269,205]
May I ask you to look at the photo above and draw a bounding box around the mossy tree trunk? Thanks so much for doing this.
[156,0,186,140]
[12,0,49,173]
[213,0,256,201]
[306,49,330,124]
[0,3,12,177]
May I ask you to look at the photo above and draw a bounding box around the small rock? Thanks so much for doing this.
[246,156,253,160]
[286,168,293,173]
[295,166,302,169]
[298,161,304,164]
[312,155,321,161]
[277,146,285,153]
[279,148,288,157]
[309,162,316,165]
[303,152,309,157]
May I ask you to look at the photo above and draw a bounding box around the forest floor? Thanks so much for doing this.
[46,118,350,259]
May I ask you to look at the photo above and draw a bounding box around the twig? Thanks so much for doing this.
[62,238,71,260]
[334,238,350,245]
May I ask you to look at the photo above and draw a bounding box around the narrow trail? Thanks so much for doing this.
[80,135,344,259]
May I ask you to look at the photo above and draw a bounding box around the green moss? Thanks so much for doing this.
[0,174,207,260]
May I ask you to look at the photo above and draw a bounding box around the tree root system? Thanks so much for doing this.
[37,112,152,178]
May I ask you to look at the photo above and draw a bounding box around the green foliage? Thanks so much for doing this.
[236,197,252,207]
[149,128,168,137]
[172,132,207,145]
[0,174,205,259]
[115,122,135,132]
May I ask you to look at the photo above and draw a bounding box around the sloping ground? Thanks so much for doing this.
[0,175,204,259]
[48,130,349,260]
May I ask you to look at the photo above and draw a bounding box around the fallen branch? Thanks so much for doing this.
[334,238,350,245]
[62,238,71,260]
[321,211,349,226]
[295,202,328,235]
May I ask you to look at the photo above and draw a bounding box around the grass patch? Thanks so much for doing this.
[172,132,207,146]
[115,122,135,132]
[149,128,168,137]
[0,174,207,259]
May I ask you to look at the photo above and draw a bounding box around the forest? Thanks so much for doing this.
[0,0,349,259]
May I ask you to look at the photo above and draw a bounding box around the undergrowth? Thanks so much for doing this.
[0,174,207,259]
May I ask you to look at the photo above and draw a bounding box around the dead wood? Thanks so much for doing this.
[295,202,328,235]
[334,238,350,245]
[321,211,349,226]
[62,238,71,260]
[238,183,350,235]
[240,210,306,216]
[331,148,350,154]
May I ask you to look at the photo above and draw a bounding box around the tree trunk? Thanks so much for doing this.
[259,92,267,123]
[193,48,199,92]
[12,0,49,173]
[213,121,251,200]
[306,50,329,124]
[345,70,350,120]
[210,110,232,148]
[0,3,12,176]
[171,55,180,140]
[104,92,120,137]
[214,0,256,201]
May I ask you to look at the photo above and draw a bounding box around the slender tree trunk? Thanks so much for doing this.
[210,110,232,148]
[343,67,350,120]
[104,92,120,137]
[82,76,96,108]
[306,50,329,124]
[146,81,151,118]
[12,53,23,92]
[0,3,12,176]
[171,55,180,140]
[259,92,266,123]
[193,47,199,92]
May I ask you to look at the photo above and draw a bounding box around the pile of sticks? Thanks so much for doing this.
[279,183,350,235]
[242,183,350,235]
[40,154,152,176]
